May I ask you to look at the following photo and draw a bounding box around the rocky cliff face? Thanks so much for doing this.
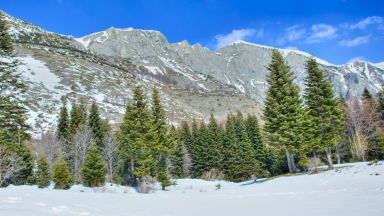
[2,12,383,135]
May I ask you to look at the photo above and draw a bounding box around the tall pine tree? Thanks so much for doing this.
[117,86,154,185]
[263,49,303,173]
[88,101,107,150]
[303,58,343,168]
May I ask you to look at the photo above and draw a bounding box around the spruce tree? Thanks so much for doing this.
[150,88,170,182]
[222,114,242,181]
[0,12,12,54]
[57,99,69,141]
[233,112,258,180]
[81,142,106,187]
[117,86,154,185]
[52,151,72,189]
[190,120,210,177]
[0,12,29,140]
[69,103,88,135]
[303,58,343,168]
[245,114,271,176]
[263,49,303,173]
[169,126,185,178]
[35,154,50,188]
[207,114,223,170]
[88,102,106,150]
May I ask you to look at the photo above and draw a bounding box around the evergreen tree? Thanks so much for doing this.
[1,130,34,185]
[190,120,211,177]
[169,126,185,178]
[88,102,107,150]
[35,154,50,188]
[263,49,303,173]
[376,89,384,119]
[233,112,258,179]
[0,12,12,54]
[221,114,243,181]
[303,58,343,168]
[52,151,72,189]
[362,88,373,100]
[81,142,106,187]
[69,102,88,135]
[207,114,223,170]
[117,86,154,185]
[0,12,29,140]
[245,114,271,176]
[150,88,170,184]
[57,99,69,140]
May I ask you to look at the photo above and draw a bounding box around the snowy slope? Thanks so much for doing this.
[1,162,383,216]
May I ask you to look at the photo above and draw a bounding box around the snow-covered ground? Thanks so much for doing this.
[1,162,383,216]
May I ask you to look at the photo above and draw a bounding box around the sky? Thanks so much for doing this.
[1,0,384,64]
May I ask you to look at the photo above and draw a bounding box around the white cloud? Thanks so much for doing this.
[213,28,262,49]
[306,24,337,43]
[285,25,306,41]
[339,35,370,47]
[349,16,383,29]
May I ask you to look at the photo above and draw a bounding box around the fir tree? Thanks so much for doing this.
[117,86,154,185]
[150,88,170,182]
[245,114,271,176]
[57,99,69,140]
[169,126,185,178]
[69,102,88,135]
[88,102,107,150]
[81,142,106,187]
[0,12,29,139]
[303,58,343,168]
[233,112,257,179]
[263,49,303,173]
[207,114,223,170]
[0,12,12,54]
[52,151,72,189]
[35,154,50,188]
[222,114,242,181]
[362,88,373,100]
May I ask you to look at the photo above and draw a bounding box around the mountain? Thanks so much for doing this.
[2,11,383,135]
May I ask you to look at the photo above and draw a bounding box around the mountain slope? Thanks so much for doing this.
[2,11,384,135]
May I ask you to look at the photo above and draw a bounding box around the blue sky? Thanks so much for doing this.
[1,0,383,64]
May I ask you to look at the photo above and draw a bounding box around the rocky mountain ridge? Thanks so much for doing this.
[1,11,383,135]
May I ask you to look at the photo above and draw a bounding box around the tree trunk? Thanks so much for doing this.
[285,150,296,173]
[335,144,341,164]
[325,147,333,168]
[312,152,318,172]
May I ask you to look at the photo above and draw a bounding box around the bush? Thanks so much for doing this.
[52,151,72,189]
[35,154,50,188]
[201,169,225,181]
[138,176,156,193]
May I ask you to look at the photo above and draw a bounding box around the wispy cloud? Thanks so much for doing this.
[339,35,370,47]
[213,28,263,49]
[306,24,337,43]
[285,25,306,42]
[348,16,383,29]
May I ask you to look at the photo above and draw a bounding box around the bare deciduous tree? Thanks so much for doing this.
[0,146,24,186]
[103,133,117,182]
[71,125,94,183]
[32,130,61,169]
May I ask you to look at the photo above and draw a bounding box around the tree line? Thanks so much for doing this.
[1,11,384,190]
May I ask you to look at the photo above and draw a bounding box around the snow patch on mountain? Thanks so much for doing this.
[18,55,61,92]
